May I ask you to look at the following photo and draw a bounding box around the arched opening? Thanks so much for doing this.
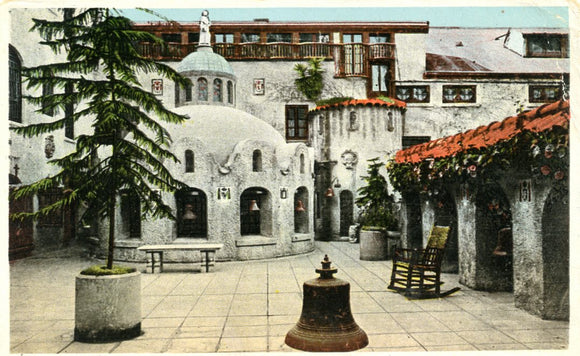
[185,81,193,102]
[120,190,141,238]
[475,183,513,291]
[300,153,305,174]
[227,80,234,104]
[185,150,194,173]
[213,78,223,102]
[433,188,459,273]
[404,192,423,249]
[339,190,354,237]
[294,187,309,233]
[175,188,207,238]
[197,77,208,101]
[240,188,272,236]
[9,45,22,123]
[542,187,569,320]
[252,150,262,172]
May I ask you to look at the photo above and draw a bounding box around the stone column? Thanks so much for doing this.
[456,186,477,287]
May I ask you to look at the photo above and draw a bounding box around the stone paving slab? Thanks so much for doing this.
[7,241,572,353]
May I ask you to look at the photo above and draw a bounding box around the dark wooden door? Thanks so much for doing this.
[9,187,34,260]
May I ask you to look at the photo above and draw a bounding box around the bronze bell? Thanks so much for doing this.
[285,255,368,352]
[493,227,512,256]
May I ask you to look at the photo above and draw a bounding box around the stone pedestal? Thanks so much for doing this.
[360,229,399,260]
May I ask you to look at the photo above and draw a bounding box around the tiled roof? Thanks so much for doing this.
[311,98,406,113]
[395,100,570,164]
[426,53,490,72]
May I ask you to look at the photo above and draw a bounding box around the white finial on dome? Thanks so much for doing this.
[199,10,211,48]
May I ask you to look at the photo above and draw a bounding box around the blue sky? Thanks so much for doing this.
[119,7,569,28]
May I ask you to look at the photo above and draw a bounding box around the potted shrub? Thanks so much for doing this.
[10,9,189,342]
[356,158,400,260]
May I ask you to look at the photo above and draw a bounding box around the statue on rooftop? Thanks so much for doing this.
[199,10,211,46]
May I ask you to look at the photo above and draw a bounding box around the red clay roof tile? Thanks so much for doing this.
[395,100,569,164]
[311,98,406,112]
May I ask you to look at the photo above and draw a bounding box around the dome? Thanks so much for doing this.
[177,48,235,76]
[171,105,286,164]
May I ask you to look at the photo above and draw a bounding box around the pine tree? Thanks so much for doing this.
[10,8,190,269]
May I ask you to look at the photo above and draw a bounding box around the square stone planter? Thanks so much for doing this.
[359,229,400,260]
[74,271,141,342]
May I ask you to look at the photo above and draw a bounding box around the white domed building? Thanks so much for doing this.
[114,29,314,262]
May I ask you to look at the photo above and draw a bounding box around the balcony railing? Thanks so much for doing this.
[137,42,395,77]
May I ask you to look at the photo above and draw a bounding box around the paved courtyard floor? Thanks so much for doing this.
[8,241,570,353]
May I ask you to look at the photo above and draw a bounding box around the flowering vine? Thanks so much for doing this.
[387,127,569,196]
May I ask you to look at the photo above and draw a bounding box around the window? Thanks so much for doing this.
[252,150,262,172]
[121,191,141,238]
[174,80,180,105]
[369,34,391,43]
[349,111,359,131]
[525,34,568,58]
[213,78,222,102]
[9,45,22,123]
[176,189,207,238]
[285,105,309,141]
[396,86,430,103]
[188,33,199,43]
[402,136,431,149]
[198,78,208,101]
[42,80,55,116]
[343,34,364,75]
[241,33,260,43]
[185,150,194,172]
[371,64,390,93]
[227,81,234,104]
[64,82,74,139]
[300,154,305,174]
[161,33,181,43]
[215,33,234,43]
[185,81,192,102]
[442,85,476,103]
[343,33,362,43]
[529,85,561,103]
[267,33,292,43]
[300,33,329,43]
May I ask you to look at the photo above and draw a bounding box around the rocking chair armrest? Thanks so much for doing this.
[393,248,422,264]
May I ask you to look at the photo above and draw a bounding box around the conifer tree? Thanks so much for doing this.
[11,8,190,269]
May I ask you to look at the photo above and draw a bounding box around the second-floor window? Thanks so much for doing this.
[442,85,476,103]
[215,33,234,43]
[9,45,22,123]
[396,86,430,103]
[285,105,309,141]
[300,33,329,43]
[198,78,208,101]
[162,33,181,43]
[267,33,292,43]
[213,79,223,102]
[525,34,568,58]
[371,64,390,94]
[529,85,561,103]
[343,33,362,43]
[241,33,260,43]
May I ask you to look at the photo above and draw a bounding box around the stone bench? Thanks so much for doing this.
[137,243,223,273]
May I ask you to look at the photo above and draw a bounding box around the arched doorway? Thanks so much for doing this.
[175,188,208,238]
[339,190,354,237]
[542,187,569,320]
[404,192,422,249]
[433,188,458,273]
[475,183,513,291]
[240,188,272,236]
[294,187,309,233]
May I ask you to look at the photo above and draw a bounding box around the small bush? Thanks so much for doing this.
[81,265,136,276]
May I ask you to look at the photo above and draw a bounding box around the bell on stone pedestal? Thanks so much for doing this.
[285,255,368,352]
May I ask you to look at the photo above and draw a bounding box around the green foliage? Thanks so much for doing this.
[10,9,190,268]
[80,264,137,276]
[294,57,324,101]
[315,96,354,107]
[356,158,399,231]
[387,127,569,197]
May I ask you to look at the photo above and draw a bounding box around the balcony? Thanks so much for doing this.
[136,42,395,77]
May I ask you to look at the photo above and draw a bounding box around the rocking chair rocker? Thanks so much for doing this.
[388,225,460,299]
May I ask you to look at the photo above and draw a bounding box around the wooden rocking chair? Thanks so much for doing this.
[388,225,460,299]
